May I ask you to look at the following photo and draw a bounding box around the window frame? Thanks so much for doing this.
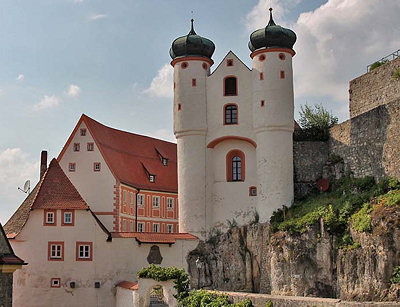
[44,209,57,226]
[51,278,61,288]
[93,162,101,172]
[48,242,64,261]
[80,128,87,136]
[87,142,94,151]
[224,104,238,125]
[226,149,246,182]
[137,194,144,207]
[138,222,144,232]
[76,242,93,261]
[61,210,74,226]
[167,224,173,233]
[223,76,238,96]
[73,143,80,152]
[149,175,155,183]
[153,223,160,233]
[152,196,160,208]
[167,197,174,210]
[68,162,76,172]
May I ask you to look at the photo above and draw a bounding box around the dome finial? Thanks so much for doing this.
[189,18,196,35]
[268,7,276,26]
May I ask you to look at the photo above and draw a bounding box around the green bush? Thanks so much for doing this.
[392,69,400,80]
[379,189,400,207]
[351,203,372,232]
[179,290,253,307]
[265,300,273,307]
[391,266,400,284]
[370,60,387,71]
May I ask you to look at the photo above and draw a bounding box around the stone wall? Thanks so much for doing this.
[349,58,400,118]
[329,98,400,180]
[0,274,12,307]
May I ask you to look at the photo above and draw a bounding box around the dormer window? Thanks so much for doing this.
[162,158,168,166]
[149,175,155,183]
[227,59,233,66]
[155,148,168,166]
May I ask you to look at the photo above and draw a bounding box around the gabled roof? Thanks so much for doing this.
[58,114,178,193]
[111,232,197,244]
[210,50,251,76]
[0,223,26,265]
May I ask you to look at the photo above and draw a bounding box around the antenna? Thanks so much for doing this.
[18,180,30,194]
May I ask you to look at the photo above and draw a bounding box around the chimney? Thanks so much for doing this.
[40,151,48,179]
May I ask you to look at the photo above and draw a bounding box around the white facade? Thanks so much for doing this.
[173,50,294,238]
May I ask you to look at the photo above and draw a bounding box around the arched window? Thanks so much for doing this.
[224,104,238,125]
[224,77,237,96]
[226,150,245,182]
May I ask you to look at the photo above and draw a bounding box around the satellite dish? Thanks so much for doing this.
[18,180,30,194]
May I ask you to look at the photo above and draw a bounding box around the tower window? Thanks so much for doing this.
[181,62,188,69]
[93,162,101,172]
[279,53,286,60]
[192,79,196,87]
[224,76,237,96]
[224,104,238,125]
[280,71,285,79]
[162,158,168,166]
[202,63,208,70]
[80,129,86,136]
[227,59,233,66]
[259,54,266,61]
[261,100,265,107]
[226,150,245,182]
[73,143,80,152]
[260,72,264,80]
[178,104,181,111]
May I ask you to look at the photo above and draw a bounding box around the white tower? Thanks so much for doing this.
[249,8,296,221]
[170,20,215,237]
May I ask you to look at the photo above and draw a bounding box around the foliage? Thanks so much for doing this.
[370,60,387,71]
[137,264,190,302]
[295,104,338,141]
[351,203,372,232]
[391,266,400,284]
[393,69,400,80]
[250,210,260,225]
[265,300,273,307]
[206,227,223,245]
[178,290,254,307]
[227,218,238,230]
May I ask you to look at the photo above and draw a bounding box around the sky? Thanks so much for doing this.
[0,0,399,223]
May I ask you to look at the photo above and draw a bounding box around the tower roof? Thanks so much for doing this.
[170,19,215,61]
[248,8,296,53]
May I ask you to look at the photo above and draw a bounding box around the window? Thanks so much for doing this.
[202,63,208,70]
[93,162,101,172]
[123,220,127,231]
[279,53,286,60]
[130,221,133,232]
[181,62,188,69]
[123,190,127,204]
[261,100,265,107]
[62,210,74,226]
[138,222,144,232]
[153,223,160,233]
[152,196,160,208]
[80,128,86,136]
[162,158,168,166]
[44,210,57,226]
[224,104,238,125]
[227,59,233,66]
[167,224,173,233]
[259,54,266,61]
[76,242,93,261]
[226,150,245,182]
[69,163,76,172]
[130,192,134,206]
[260,72,264,80]
[224,76,237,96]
[167,198,174,209]
[280,70,285,79]
[73,143,80,152]
[178,103,181,111]
[192,79,196,87]
[51,278,61,288]
[149,175,155,183]
[87,143,94,151]
[137,194,144,206]
[249,186,257,196]
[48,242,64,261]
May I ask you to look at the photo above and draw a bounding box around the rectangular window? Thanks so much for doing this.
[130,192,134,206]
[46,212,54,224]
[227,59,233,66]
[153,223,160,233]
[51,278,61,288]
[48,242,64,261]
[138,222,144,232]
[192,79,196,87]
[61,210,74,226]
[80,128,86,136]
[167,224,173,233]
[137,194,144,206]
[69,163,76,172]
[167,198,174,209]
[162,158,168,166]
[93,162,101,172]
[280,70,285,79]
[123,219,127,231]
[76,242,93,261]
[44,210,57,226]
[87,143,94,151]
[149,175,155,183]
[260,72,264,80]
[152,196,160,208]
[261,100,265,107]
[123,190,127,204]
[130,221,133,232]
[73,143,80,152]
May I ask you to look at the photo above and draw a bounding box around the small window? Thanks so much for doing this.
[153,223,160,233]
[167,198,174,209]
[46,212,55,224]
[261,100,265,107]
[149,175,155,183]
[178,103,182,111]
[224,104,238,125]
[44,210,57,226]
[93,162,101,172]
[152,196,160,208]
[280,71,285,79]
[48,242,64,261]
[181,62,188,69]
[63,211,73,225]
[123,190,127,204]
[202,63,208,70]
[137,194,144,206]
[87,143,94,151]
[232,156,242,181]
[69,163,76,172]
[162,158,168,166]
[192,79,196,87]
[138,223,144,232]
[260,72,264,80]
[259,54,266,61]
[123,220,127,231]
[130,192,134,206]
[76,242,92,261]
[73,143,80,152]
[130,221,133,232]
[249,186,257,196]
[167,224,173,233]
[51,278,61,288]
[80,129,86,136]
[279,53,286,60]
[227,59,233,66]
[224,77,237,96]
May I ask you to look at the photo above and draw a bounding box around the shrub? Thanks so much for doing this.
[179,290,253,307]
[379,189,400,207]
[265,300,273,307]
[370,60,387,71]
[351,203,372,232]
[391,266,400,284]
[227,218,238,230]
[250,210,260,225]
[392,69,400,80]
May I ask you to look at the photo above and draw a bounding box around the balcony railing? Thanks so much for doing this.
[367,49,400,72]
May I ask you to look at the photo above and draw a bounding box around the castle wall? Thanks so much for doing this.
[349,58,400,118]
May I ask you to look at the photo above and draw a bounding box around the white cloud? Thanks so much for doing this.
[89,14,108,21]
[16,74,24,81]
[143,64,173,98]
[147,129,176,143]
[66,84,81,98]
[33,95,61,111]
[245,0,400,120]
[0,148,39,223]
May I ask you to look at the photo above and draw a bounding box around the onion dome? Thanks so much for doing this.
[248,8,296,52]
[170,19,215,60]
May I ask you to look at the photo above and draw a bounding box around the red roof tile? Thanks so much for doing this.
[31,159,89,210]
[111,232,197,244]
[116,281,138,291]
[58,115,178,193]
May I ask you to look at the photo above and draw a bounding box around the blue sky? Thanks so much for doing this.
[1,0,399,223]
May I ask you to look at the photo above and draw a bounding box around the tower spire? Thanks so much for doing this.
[268,7,276,26]
[189,18,196,35]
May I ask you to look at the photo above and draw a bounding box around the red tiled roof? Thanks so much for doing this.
[31,159,89,210]
[116,281,138,291]
[58,114,178,193]
[111,232,197,244]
